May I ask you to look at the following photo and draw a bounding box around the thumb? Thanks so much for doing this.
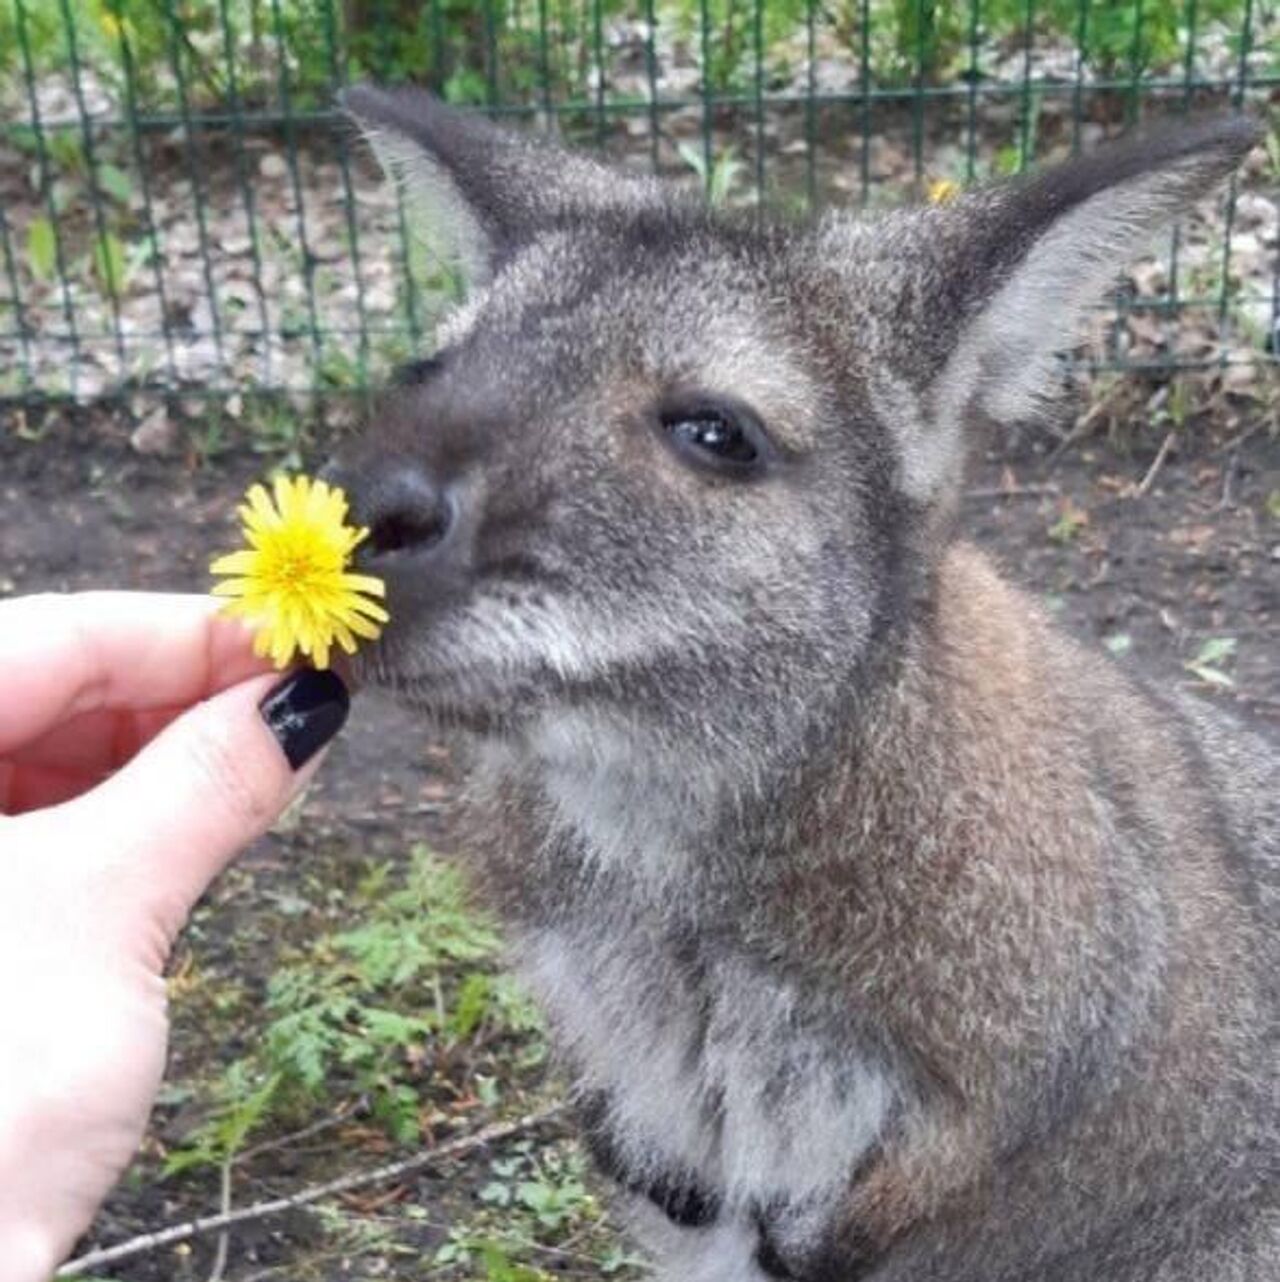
[59,668,349,945]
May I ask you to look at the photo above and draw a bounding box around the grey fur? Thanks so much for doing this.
[329,90,1276,1282]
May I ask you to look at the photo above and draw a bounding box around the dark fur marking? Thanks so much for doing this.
[577,1092,721,1229]
[754,1226,796,1279]
[753,1205,879,1282]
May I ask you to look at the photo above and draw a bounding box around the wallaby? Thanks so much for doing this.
[326,88,1277,1282]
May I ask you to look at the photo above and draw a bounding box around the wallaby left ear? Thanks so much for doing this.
[342,85,661,291]
[858,115,1259,502]
[945,115,1258,418]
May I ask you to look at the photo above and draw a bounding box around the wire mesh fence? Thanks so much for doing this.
[0,0,1275,406]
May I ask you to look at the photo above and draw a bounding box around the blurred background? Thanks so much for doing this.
[0,0,1276,407]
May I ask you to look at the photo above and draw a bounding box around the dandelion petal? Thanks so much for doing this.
[210,472,390,670]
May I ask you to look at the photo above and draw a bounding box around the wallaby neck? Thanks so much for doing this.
[492,543,1002,879]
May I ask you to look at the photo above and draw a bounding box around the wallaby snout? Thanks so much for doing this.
[323,457,455,559]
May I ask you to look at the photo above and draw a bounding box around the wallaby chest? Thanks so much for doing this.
[513,901,895,1257]
[475,730,897,1234]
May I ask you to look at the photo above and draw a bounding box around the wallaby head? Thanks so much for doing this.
[329,88,1255,789]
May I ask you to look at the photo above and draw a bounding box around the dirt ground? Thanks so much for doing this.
[0,382,1277,1278]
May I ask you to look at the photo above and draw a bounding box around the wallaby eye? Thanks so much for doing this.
[658,398,771,478]
[669,412,755,462]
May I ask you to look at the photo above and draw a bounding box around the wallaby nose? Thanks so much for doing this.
[321,458,454,559]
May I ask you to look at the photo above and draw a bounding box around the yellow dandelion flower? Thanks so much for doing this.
[927,177,961,204]
[210,473,389,671]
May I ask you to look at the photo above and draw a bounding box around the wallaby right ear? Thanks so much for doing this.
[829,114,1259,505]
[934,115,1260,432]
[342,85,660,290]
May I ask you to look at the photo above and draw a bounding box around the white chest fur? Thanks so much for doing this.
[493,714,896,1276]
[517,925,895,1276]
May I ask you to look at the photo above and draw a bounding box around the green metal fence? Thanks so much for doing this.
[0,0,1275,406]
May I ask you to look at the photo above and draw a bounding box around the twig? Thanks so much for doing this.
[1047,380,1126,465]
[1217,449,1240,510]
[1210,421,1262,456]
[56,1106,566,1276]
[1134,430,1176,498]
[234,1105,352,1166]
[963,484,1058,501]
[206,1158,232,1282]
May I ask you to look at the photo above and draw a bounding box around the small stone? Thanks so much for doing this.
[1129,258,1168,296]
[130,404,179,456]
[1239,299,1278,350]
[1233,192,1277,241]
[1221,361,1258,394]
[259,153,288,180]
[1227,229,1262,257]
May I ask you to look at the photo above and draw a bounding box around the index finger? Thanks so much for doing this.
[0,592,272,756]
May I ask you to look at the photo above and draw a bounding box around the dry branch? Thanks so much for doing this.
[1134,429,1177,497]
[57,1105,566,1276]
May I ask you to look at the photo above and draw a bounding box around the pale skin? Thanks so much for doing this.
[0,593,334,1280]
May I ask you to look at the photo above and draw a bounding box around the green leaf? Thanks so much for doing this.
[163,1065,280,1176]
[1190,665,1234,688]
[675,139,709,186]
[92,231,129,295]
[600,1247,648,1274]
[479,1242,544,1282]
[96,162,134,205]
[26,217,56,281]
[362,1006,432,1046]
[480,1179,513,1206]
[1193,636,1236,667]
[517,1180,553,1212]
[218,1070,280,1155]
[707,147,745,207]
[448,972,494,1040]
[373,1081,422,1143]
[442,67,488,105]
[1184,636,1237,689]
[994,144,1023,176]
[47,131,84,174]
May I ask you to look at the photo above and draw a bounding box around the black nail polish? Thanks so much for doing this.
[260,668,350,770]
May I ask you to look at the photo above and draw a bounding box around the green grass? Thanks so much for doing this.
[96,828,650,1278]
[165,846,547,1177]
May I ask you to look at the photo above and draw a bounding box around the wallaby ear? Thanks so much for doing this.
[943,115,1259,422]
[853,115,1259,502]
[342,84,659,290]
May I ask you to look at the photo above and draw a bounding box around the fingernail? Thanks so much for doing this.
[259,668,350,770]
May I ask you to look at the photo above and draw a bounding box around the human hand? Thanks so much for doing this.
[0,593,349,1279]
